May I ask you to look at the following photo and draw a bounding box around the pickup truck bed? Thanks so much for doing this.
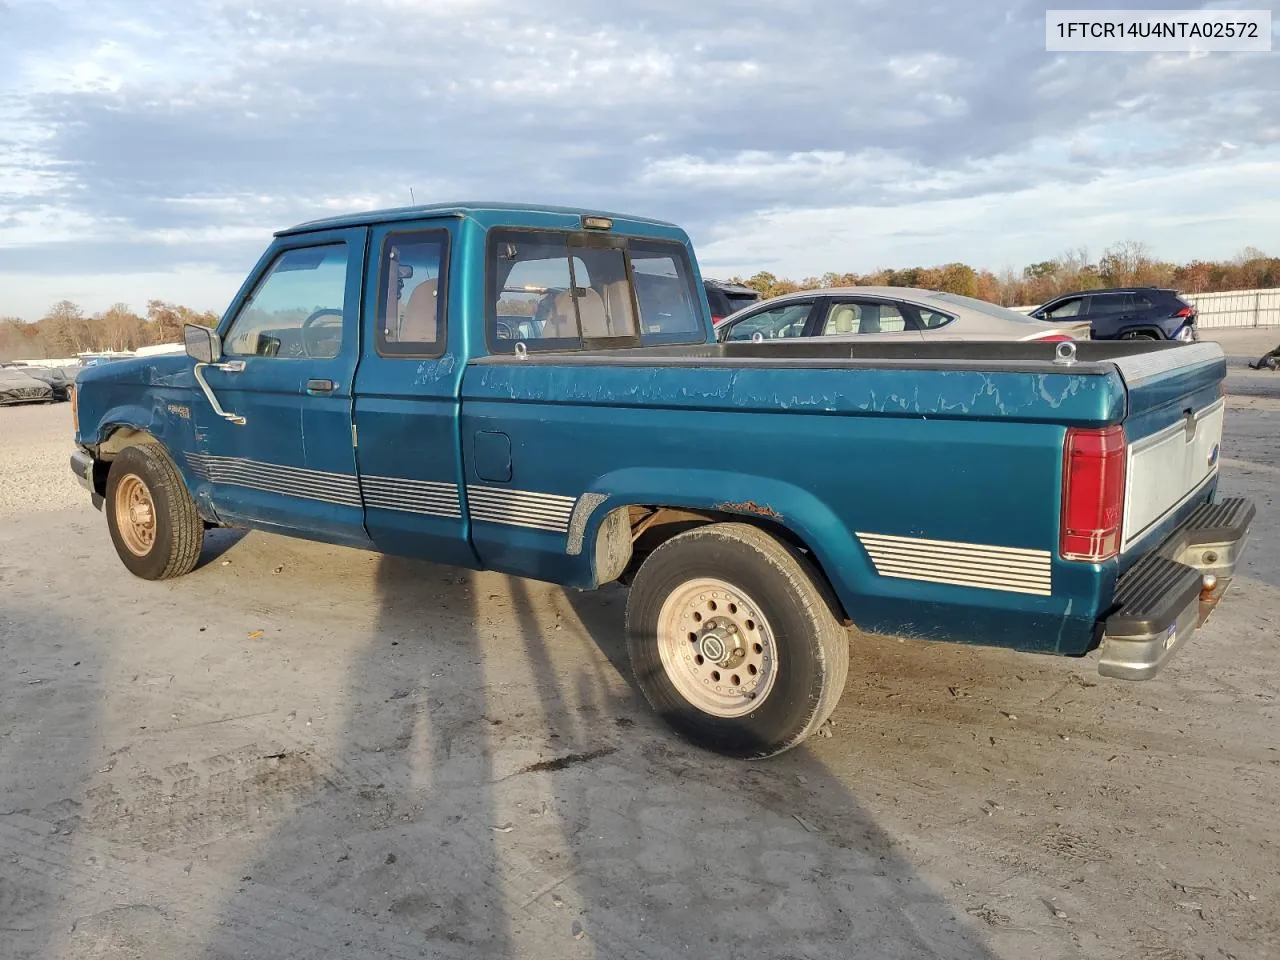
[67,201,1254,757]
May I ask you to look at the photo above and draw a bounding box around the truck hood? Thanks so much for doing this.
[76,353,195,390]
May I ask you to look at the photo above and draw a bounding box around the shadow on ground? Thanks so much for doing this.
[197,555,997,959]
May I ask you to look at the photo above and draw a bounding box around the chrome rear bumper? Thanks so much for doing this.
[1098,497,1254,680]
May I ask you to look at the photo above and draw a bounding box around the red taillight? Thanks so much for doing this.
[1060,425,1127,562]
[711,315,724,323]
[1033,334,1073,342]
[1172,307,1193,318]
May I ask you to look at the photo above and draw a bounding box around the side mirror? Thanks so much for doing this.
[184,324,222,364]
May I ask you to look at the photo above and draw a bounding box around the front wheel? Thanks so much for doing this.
[625,523,850,759]
[105,444,204,580]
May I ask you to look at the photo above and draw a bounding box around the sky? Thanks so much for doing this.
[1,0,1278,321]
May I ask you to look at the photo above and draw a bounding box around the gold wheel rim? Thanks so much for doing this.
[114,473,157,557]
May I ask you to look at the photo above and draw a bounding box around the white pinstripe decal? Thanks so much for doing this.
[466,484,576,534]
[856,532,1053,596]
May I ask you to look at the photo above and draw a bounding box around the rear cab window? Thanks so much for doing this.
[487,229,704,352]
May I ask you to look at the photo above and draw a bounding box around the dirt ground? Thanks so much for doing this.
[2,335,1277,960]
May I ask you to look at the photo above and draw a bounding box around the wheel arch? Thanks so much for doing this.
[91,420,213,522]
[575,469,869,625]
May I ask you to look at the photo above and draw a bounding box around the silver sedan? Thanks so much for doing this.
[714,286,1090,343]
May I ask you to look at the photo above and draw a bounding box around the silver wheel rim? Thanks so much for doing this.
[656,577,778,718]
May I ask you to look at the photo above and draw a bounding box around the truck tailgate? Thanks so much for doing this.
[1114,343,1227,557]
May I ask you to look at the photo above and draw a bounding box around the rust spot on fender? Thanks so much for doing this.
[718,500,782,520]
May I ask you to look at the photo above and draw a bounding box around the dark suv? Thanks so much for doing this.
[703,278,761,323]
[1029,287,1198,341]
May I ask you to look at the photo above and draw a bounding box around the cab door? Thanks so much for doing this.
[188,227,371,547]
[350,217,477,568]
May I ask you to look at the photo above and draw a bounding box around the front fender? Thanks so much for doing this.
[85,398,211,521]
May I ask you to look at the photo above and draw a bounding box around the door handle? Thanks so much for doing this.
[306,379,337,395]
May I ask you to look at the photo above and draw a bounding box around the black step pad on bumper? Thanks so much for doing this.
[1107,554,1202,639]
[1178,497,1255,546]
[1098,495,1255,680]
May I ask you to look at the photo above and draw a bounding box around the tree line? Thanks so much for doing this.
[728,241,1280,306]
[0,301,220,362]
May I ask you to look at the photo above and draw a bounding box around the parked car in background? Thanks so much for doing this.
[24,365,80,402]
[0,367,54,405]
[703,278,761,323]
[715,287,1090,343]
[1029,287,1198,342]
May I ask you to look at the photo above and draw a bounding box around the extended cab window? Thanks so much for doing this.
[488,230,702,351]
[377,230,449,356]
[224,244,347,359]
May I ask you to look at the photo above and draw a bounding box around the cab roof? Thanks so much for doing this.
[276,201,679,237]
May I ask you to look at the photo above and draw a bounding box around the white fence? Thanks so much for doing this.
[1184,288,1280,329]
[1011,287,1280,328]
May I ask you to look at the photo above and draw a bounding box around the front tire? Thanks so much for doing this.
[105,444,204,580]
[625,523,850,759]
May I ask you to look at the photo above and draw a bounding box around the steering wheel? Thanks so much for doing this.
[301,308,343,357]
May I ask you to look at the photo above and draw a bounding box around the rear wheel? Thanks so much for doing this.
[626,522,850,758]
[105,444,204,580]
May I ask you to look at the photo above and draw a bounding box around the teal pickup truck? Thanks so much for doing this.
[70,202,1254,757]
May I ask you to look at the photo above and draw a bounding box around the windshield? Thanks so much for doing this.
[488,230,704,351]
[928,292,1049,324]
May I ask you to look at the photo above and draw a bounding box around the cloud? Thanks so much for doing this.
[0,0,1278,317]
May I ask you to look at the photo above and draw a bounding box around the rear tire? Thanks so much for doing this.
[625,522,850,759]
[105,444,204,580]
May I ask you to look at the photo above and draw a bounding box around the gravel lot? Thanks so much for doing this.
[2,339,1277,960]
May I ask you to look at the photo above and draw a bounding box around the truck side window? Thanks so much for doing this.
[377,230,449,357]
[223,244,348,359]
